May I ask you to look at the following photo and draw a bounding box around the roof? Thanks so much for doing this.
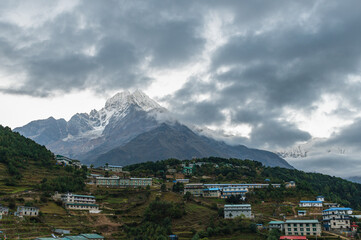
[317,196,324,198]
[269,221,284,224]
[80,233,104,239]
[64,236,88,240]
[224,204,251,207]
[280,236,307,240]
[36,238,67,240]
[72,194,95,198]
[66,203,99,207]
[298,210,307,212]
[300,201,322,203]
[285,220,319,224]
[204,188,220,191]
[108,165,122,168]
[222,190,247,193]
[323,207,352,212]
[130,178,152,180]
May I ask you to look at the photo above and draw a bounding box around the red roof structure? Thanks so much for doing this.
[280,236,307,240]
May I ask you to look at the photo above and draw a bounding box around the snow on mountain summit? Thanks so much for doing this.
[105,90,162,112]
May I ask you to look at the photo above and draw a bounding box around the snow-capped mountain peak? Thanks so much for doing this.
[105,90,162,112]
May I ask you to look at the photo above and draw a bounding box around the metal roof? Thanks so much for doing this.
[285,220,319,223]
[224,204,251,207]
[299,200,322,203]
[269,221,284,224]
[80,233,104,239]
[323,207,352,212]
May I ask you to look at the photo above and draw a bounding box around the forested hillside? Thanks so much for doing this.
[125,157,361,210]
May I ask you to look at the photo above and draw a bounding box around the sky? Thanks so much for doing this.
[1,0,361,177]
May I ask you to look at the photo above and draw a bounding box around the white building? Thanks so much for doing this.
[299,200,323,207]
[15,206,39,217]
[104,165,123,172]
[0,206,9,216]
[61,193,99,212]
[224,204,253,219]
[284,219,321,236]
[268,221,284,231]
[65,203,99,211]
[323,207,353,231]
[203,188,221,198]
[221,187,248,200]
[61,193,96,204]
[316,196,325,202]
[175,179,189,183]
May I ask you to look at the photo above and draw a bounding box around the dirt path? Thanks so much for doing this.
[324,230,350,240]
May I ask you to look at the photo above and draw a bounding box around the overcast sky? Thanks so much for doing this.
[1,0,361,176]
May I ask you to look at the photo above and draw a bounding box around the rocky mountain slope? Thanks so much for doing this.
[15,90,293,168]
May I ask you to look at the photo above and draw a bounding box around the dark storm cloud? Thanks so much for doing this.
[288,155,361,177]
[322,119,361,148]
[249,120,311,148]
[165,0,361,148]
[2,0,361,151]
[0,0,205,95]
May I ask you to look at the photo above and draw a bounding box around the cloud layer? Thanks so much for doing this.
[1,0,361,166]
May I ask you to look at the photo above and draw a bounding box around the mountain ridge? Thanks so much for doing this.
[14,90,293,169]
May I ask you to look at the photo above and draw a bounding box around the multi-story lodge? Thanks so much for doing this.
[220,187,248,200]
[174,179,189,184]
[224,204,253,219]
[61,193,96,204]
[323,207,353,231]
[61,193,99,212]
[299,200,323,207]
[184,183,204,197]
[203,188,221,198]
[65,203,99,211]
[204,183,281,189]
[15,206,39,217]
[284,220,321,237]
[104,165,123,172]
[95,176,152,187]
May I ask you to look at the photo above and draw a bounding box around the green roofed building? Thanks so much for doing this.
[284,219,321,236]
[80,233,105,239]
[64,236,88,240]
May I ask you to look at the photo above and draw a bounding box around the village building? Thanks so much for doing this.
[323,207,353,231]
[15,206,39,217]
[298,210,307,216]
[61,193,99,212]
[79,233,105,239]
[182,166,194,175]
[224,204,253,219]
[316,196,325,202]
[61,193,96,204]
[203,188,221,198]
[174,179,189,183]
[0,205,9,216]
[95,176,152,187]
[204,183,280,189]
[184,183,204,197]
[299,201,323,207]
[268,221,284,231]
[220,187,248,200]
[285,181,296,188]
[104,165,123,172]
[65,203,99,211]
[323,202,340,208]
[284,220,321,236]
